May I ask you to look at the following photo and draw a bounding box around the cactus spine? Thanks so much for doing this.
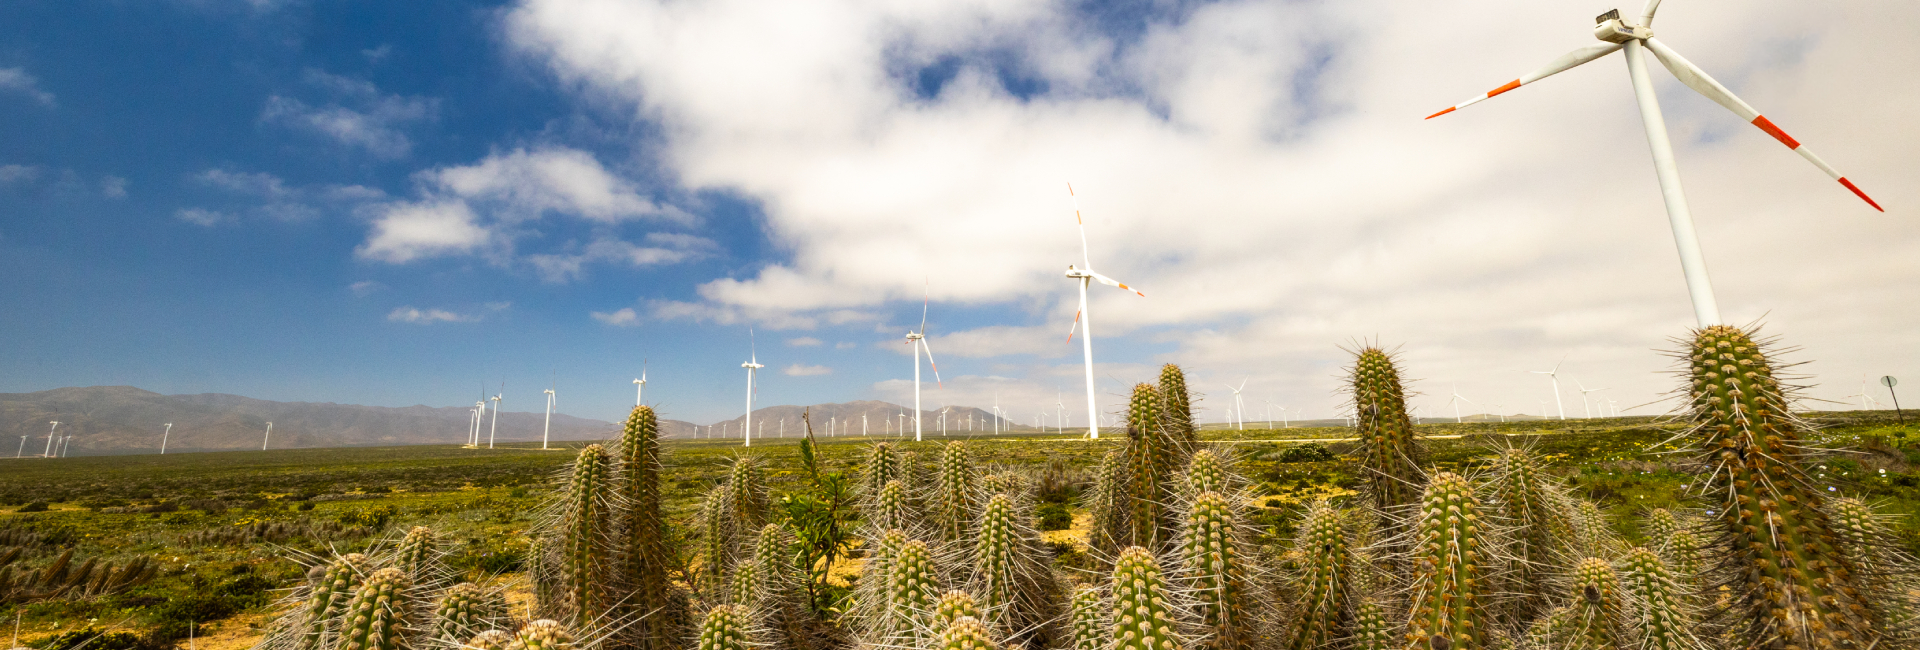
[1620,547,1696,650]
[338,567,411,650]
[1158,363,1198,447]
[1685,325,1875,646]
[696,605,752,650]
[935,442,979,544]
[557,444,610,627]
[1349,348,1423,520]
[1405,472,1488,650]
[1562,557,1627,650]
[506,620,576,650]
[616,406,676,650]
[933,590,982,631]
[1110,546,1182,650]
[429,582,506,643]
[1182,491,1254,650]
[1066,587,1107,650]
[1286,499,1350,650]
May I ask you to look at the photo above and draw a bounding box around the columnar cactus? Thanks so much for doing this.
[1642,508,1679,545]
[1683,325,1876,646]
[1568,500,1618,559]
[1066,587,1107,650]
[466,630,513,650]
[1620,547,1696,650]
[1348,347,1424,522]
[297,553,367,650]
[973,493,1019,621]
[1486,448,1572,621]
[616,405,676,650]
[735,524,808,650]
[726,456,769,535]
[935,616,998,650]
[933,590,982,631]
[1158,363,1198,446]
[935,442,979,544]
[506,620,576,650]
[1405,472,1488,650]
[1087,449,1129,559]
[699,485,738,596]
[1562,557,1627,650]
[338,567,410,650]
[875,480,912,533]
[864,443,902,498]
[1285,499,1350,650]
[557,444,611,627]
[1110,546,1182,650]
[1829,497,1920,638]
[1181,491,1254,650]
[981,472,1024,498]
[1186,449,1228,497]
[394,526,438,585]
[884,540,942,643]
[429,582,507,643]
[696,605,751,650]
[1351,600,1393,650]
[1124,383,1175,549]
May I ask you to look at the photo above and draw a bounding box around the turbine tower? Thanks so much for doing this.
[541,387,556,450]
[161,423,173,455]
[1576,380,1610,419]
[1223,380,1248,431]
[1446,385,1476,423]
[902,283,943,442]
[1531,359,1568,421]
[1064,183,1146,440]
[633,362,647,406]
[742,331,763,447]
[1427,0,1883,327]
[43,421,59,458]
[488,386,502,449]
[261,422,273,451]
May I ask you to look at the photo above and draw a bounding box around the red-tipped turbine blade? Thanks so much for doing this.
[1088,271,1145,297]
[1426,42,1623,119]
[1645,38,1883,212]
[1066,310,1081,344]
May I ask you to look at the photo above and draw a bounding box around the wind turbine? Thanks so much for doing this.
[488,385,502,449]
[43,421,59,458]
[15,435,25,458]
[161,423,173,455]
[261,422,273,451]
[541,387,556,450]
[1576,380,1609,419]
[1445,385,1477,423]
[1224,380,1249,431]
[742,330,763,447]
[633,362,647,406]
[1064,184,1146,440]
[1531,360,1568,421]
[903,283,942,442]
[1427,0,1883,327]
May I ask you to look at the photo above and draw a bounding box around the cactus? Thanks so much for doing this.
[973,494,1019,622]
[883,539,942,644]
[429,582,508,643]
[556,444,611,627]
[735,524,807,649]
[1642,507,1679,544]
[1181,491,1254,650]
[506,620,576,650]
[699,485,739,595]
[337,567,411,650]
[1123,383,1177,549]
[968,492,1059,645]
[1186,449,1228,497]
[864,442,902,499]
[1087,449,1130,559]
[1561,557,1627,650]
[1066,587,1107,650]
[1348,347,1424,522]
[1485,448,1573,621]
[1109,546,1183,650]
[933,590,982,631]
[1158,363,1198,447]
[935,615,998,650]
[695,605,752,650]
[615,405,677,650]
[296,553,367,650]
[1285,499,1349,650]
[1405,472,1488,650]
[981,472,1024,498]
[1683,325,1876,646]
[1351,599,1393,650]
[874,479,913,533]
[1568,500,1619,559]
[1829,497,1920,638]
[394,526,441,586]
[1620,547,1697,650]
[466,630,513,650]
[935,442,979,544]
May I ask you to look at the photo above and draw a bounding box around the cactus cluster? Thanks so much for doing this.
[1485,448,1573,621]
[428,582,509,643]
[934,442,978,544]
[337,567,411,650]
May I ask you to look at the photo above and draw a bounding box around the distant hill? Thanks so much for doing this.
[0,387,1036,456]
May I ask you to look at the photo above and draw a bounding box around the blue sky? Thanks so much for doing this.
[3,0,1915,427]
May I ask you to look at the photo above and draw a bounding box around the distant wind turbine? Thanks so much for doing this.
[742,330,763,447]
[17,435,27,458]
[633,362,647,406]
[1064,183,1146,440]
[161,423,173,455]
[903,282,942,442]
[43,421,59,458]
[1446,385,1477,423]
[542,387,556,450]
[261,421,273,451]
[1575,380,1609,419]
[488,385,502,449]
[1531,359,1568,421]
[1224,380,1249,430]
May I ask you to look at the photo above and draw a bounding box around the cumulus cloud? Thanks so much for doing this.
[175,208,230,227]
[357,200,490,262]
[100,176,127,199]
[0,68,55,106]
[425,148,684,224]
[387,306,479,324]
[505,0,1920,419]
[784,364,832,376]
[261,70,436,159]
[0,164,40,186]
[787,337,822,347]
[592,307,640,326]
[527,233,717,282]
[349,281,385,297]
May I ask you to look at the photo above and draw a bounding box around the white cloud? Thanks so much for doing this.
[527,233,717,282]
[0,164,41,186]
[363,44,393,63]
[197,169,292,198]
[261,70,435,159]
[507,0,1920,419]
[387,306,479,324]
[357,200,490,263]
[0,68,55,107]
[100,176,127,199]
[784,363,833,376]
[787,337,822,347]
[349,281,385,296]
[592,307,640,326]
[175,207,230,227]
[426,148,681,224]
[835,341,859,350]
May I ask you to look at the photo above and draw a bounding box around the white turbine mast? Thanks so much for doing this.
[261,421,273,451]
[1224,379,1249,430]
[903,281,943,442]
[43,421,59,458]
[1531,359,1568,421]
[633,360,647,406]
[1064,183,1146,440]
[742,329,763,447]
[1576,380,1610,419]
[1428,0,1883,327]
[161,423,173,455]
[488,383,503,449]
[1445,384,1477,423]
[542,386,556,450]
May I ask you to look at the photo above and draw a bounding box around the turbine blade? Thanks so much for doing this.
[1426,42,1623,119]
[921,279,930,332]
[1068,183,1092,270]
[1645,37,1882,211]
[1087,271,1145,297]
[1066,310,1081,343]
[921,340,942,388]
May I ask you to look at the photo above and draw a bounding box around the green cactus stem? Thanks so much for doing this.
[885,539,942,643]
[1486,448,1572,622]
[933,590,982,631]
[1066,587,1107,650]
[1404,472,1488,650]
[338,567,410,650]
[1562,557,1627,650]
[1829,497,1920,638]
[1186,449,1228,497]
[875,479,912,533]
[1621,547,1697,650]
[616,405,676,650]
[297,553,367,650]
[1351,599,1393,650]
[1285,499,1350,650]
[935,442,979,544]
[1110,546,1182,650]
[700,485,739,595]
[1349,347,1423,522]
[394,526,437,584]
[864,442,902,498]
[973,494,1019,622]
[696,605,751,650]
[1684,325,1876,646]
[466,630,513,650]
[935,615,998,650]
[1087,449,1129,559]
[559,444,610,627]
[506,620,576,650]
[1124,383,1175,549]
[429,582,507,643]
[1159,363,1198,447]
[1182,491,1255,650]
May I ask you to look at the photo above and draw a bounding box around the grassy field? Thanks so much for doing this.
[2,410,1917,649]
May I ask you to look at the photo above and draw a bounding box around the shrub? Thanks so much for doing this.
[1274,444,1335,463]
[30,627,162,650]
[1037,503,1072,531]
[19,501,49,513]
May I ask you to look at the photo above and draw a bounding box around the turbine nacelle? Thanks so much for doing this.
[1593,10,1651,43]
[1065,266,1092,280]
